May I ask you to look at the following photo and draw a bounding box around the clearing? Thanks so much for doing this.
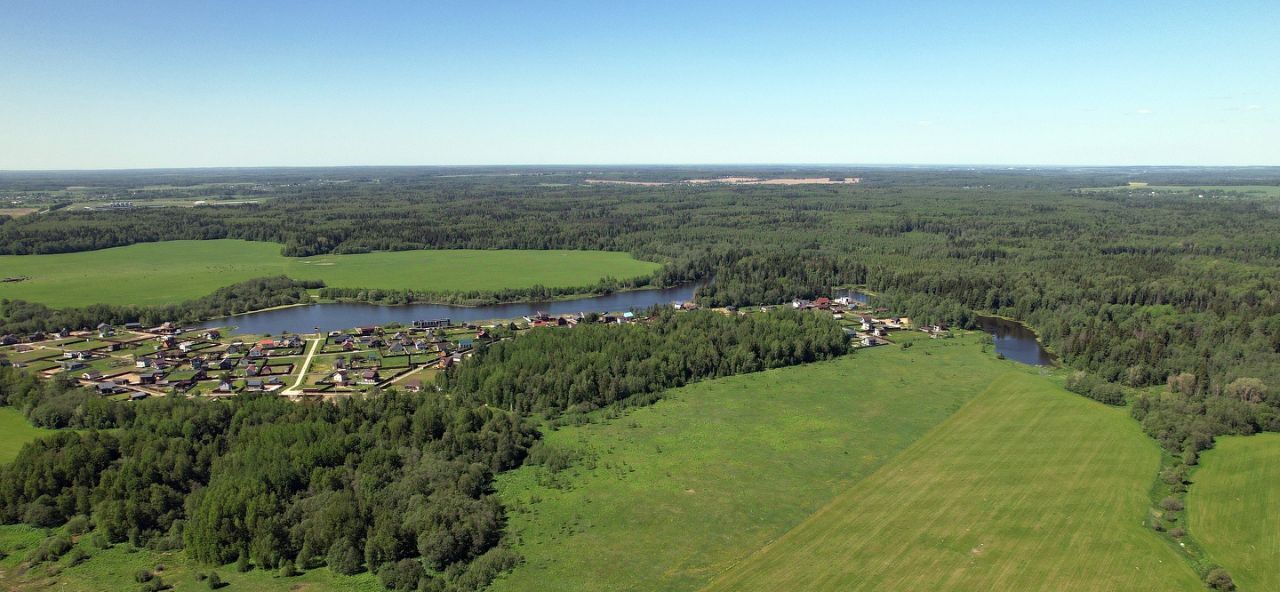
[0,240,661,308]
[0,407,54,464]
[702,373,1202,591]
[0,523,383,592]
[1188,433,1280,591]
[493,334,1013,591]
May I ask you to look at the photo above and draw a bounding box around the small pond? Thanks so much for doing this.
[976,315,1055,366]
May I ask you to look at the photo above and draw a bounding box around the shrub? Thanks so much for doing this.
[1160,497,1184,512]
[1168,527,1186,538]
[27,535,74,564]
[1087,382,1125,405]
[235,552,250,573]
[1205,568,1236,591]
[279,562,297,578]
[136,569,155,583]
[207,571,224,589]
[64,515,91,535]
[64,547,89,566]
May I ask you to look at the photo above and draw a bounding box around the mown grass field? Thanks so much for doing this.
[702,373,1202,592]
[0,240,661,308]
[0,407,53,464]
[1188,433,1280,592]
[0,524,383,592]
[491,334,1021,592]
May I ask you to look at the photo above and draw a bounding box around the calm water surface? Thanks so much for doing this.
[200,284,700,335]
[976,315,1055,366]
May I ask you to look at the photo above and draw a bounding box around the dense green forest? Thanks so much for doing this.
[446,308,849,416]
[0,367,536,590]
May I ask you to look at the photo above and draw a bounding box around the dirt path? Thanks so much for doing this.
[283,337,321,395]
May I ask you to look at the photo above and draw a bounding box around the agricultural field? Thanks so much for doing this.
[493,333,1016,592]
[1188,433,1280,592]
[702,374,1202,591]
[0,408,53,464]
[0,240,661,308]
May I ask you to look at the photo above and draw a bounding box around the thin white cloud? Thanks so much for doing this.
[1135,108,1153,115]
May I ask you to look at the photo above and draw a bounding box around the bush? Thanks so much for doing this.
[91,532,112,549]
[1206,568,1236,591]
[279,561,297,577]
[65,514,91,535]
[235,552,250,572]
[1160,497,1184,512]
[1168,527,1186,538]
[207,571,224,589]
[64,547,89,566]
[136,569,155,583]
[27,535,74,564]
[1087,382,1125,405]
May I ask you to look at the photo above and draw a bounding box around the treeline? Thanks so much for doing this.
[0,276,321,335]
[445,308,849,415]
[317,275,657,307]
[0,369,536,591]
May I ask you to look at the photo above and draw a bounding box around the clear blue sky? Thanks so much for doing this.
[2,0,1277,169]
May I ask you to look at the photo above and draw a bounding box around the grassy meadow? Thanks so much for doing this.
[0,524,384,592]
[1188,433,1280,592]
[701,373,1202,592]
[492,334,1025,592]
[0,407,54,464]
[0,240,661,308]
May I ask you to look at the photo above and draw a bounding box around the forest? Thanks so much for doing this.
[0,367,536,591]
[445,308,849,416]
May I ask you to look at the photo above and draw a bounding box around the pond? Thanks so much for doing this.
[976,315,1055,366]
[200,283,701,335]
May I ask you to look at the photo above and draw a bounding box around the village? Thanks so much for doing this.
[0,293,945,403]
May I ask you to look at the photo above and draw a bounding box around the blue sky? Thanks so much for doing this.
[1,0,1277,169]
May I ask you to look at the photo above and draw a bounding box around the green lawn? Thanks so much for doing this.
[0,239,661,308]
[0,407,54,464]
[491,334,1018,592]
[1188,433,1280,591]
[702,373,1202,592]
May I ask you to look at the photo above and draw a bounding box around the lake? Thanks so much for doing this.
[976,315,1055,366]
[200,283,700,335]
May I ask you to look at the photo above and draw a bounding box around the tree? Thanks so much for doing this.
[326,539,363,576]
[1226,377,1267,403]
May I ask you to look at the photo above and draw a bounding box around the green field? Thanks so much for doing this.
[493,334,1034,591]
[0,408,53,464]
[0,240,661,308]
[0,524,383,592]
[1188,433,1280,591]
[702,373,1202,591]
